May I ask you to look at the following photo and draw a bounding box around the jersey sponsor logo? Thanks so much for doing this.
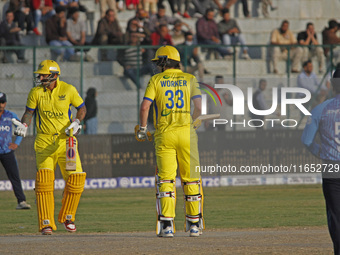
[43,111,64,119]
[161,109,171,116]
[172,110,190,114]
[160,80,187,87]
[0,125,10,132]
[163,75,170,79]
[58,95,66,100]
[161,109,190,117]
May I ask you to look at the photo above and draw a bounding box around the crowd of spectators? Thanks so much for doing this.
[0,10,28,63]
[45,6,78,61]
[0,0,339,85]
[270,19,303,74]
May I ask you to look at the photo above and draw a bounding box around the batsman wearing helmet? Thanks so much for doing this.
[13,60,87,235]
[135,45,204,237]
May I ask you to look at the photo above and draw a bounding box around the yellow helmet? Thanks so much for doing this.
[34,60,61,75]
[152,45,180,62]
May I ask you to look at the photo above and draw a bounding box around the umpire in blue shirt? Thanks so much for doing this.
[302,69,340,255]
[0,92,31,210]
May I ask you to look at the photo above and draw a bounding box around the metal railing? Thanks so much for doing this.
[0,43,337,133]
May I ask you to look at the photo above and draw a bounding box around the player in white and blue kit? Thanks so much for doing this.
[302,69,340,255]
[0,92,31,210]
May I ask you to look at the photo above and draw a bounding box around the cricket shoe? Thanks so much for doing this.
[63,220,76,233]
[158,226,174,238]
[189,225,200,237]
[41,227,52,235]
[16,201,31,210]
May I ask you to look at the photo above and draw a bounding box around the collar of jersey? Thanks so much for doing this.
[44,78,60,93]
[163,69,182,73]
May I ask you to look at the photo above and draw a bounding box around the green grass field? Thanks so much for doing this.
[0,184,327,235]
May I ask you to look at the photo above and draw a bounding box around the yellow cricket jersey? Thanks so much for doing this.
[144,69,201,134]
[26,79,84,135]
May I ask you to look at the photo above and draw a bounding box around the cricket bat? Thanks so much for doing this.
[193,114,221,130]
[66,128,77,171]
[195,114,221,121]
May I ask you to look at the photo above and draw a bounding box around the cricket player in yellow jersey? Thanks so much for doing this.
[135,45,204,237]
[13,60,87,235]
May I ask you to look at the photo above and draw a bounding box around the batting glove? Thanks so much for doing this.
[65,119,82,136]
[192,118,202,130]
[12,118,28,137]
[135,125,152,142]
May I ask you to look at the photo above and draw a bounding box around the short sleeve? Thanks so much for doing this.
[26,88,37,111]
[190,76,201,99]
[143,78,156,102]
[297,32,304,43]
[301,102,324,152]
[70,86,84,109]
[11,111,19,121]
